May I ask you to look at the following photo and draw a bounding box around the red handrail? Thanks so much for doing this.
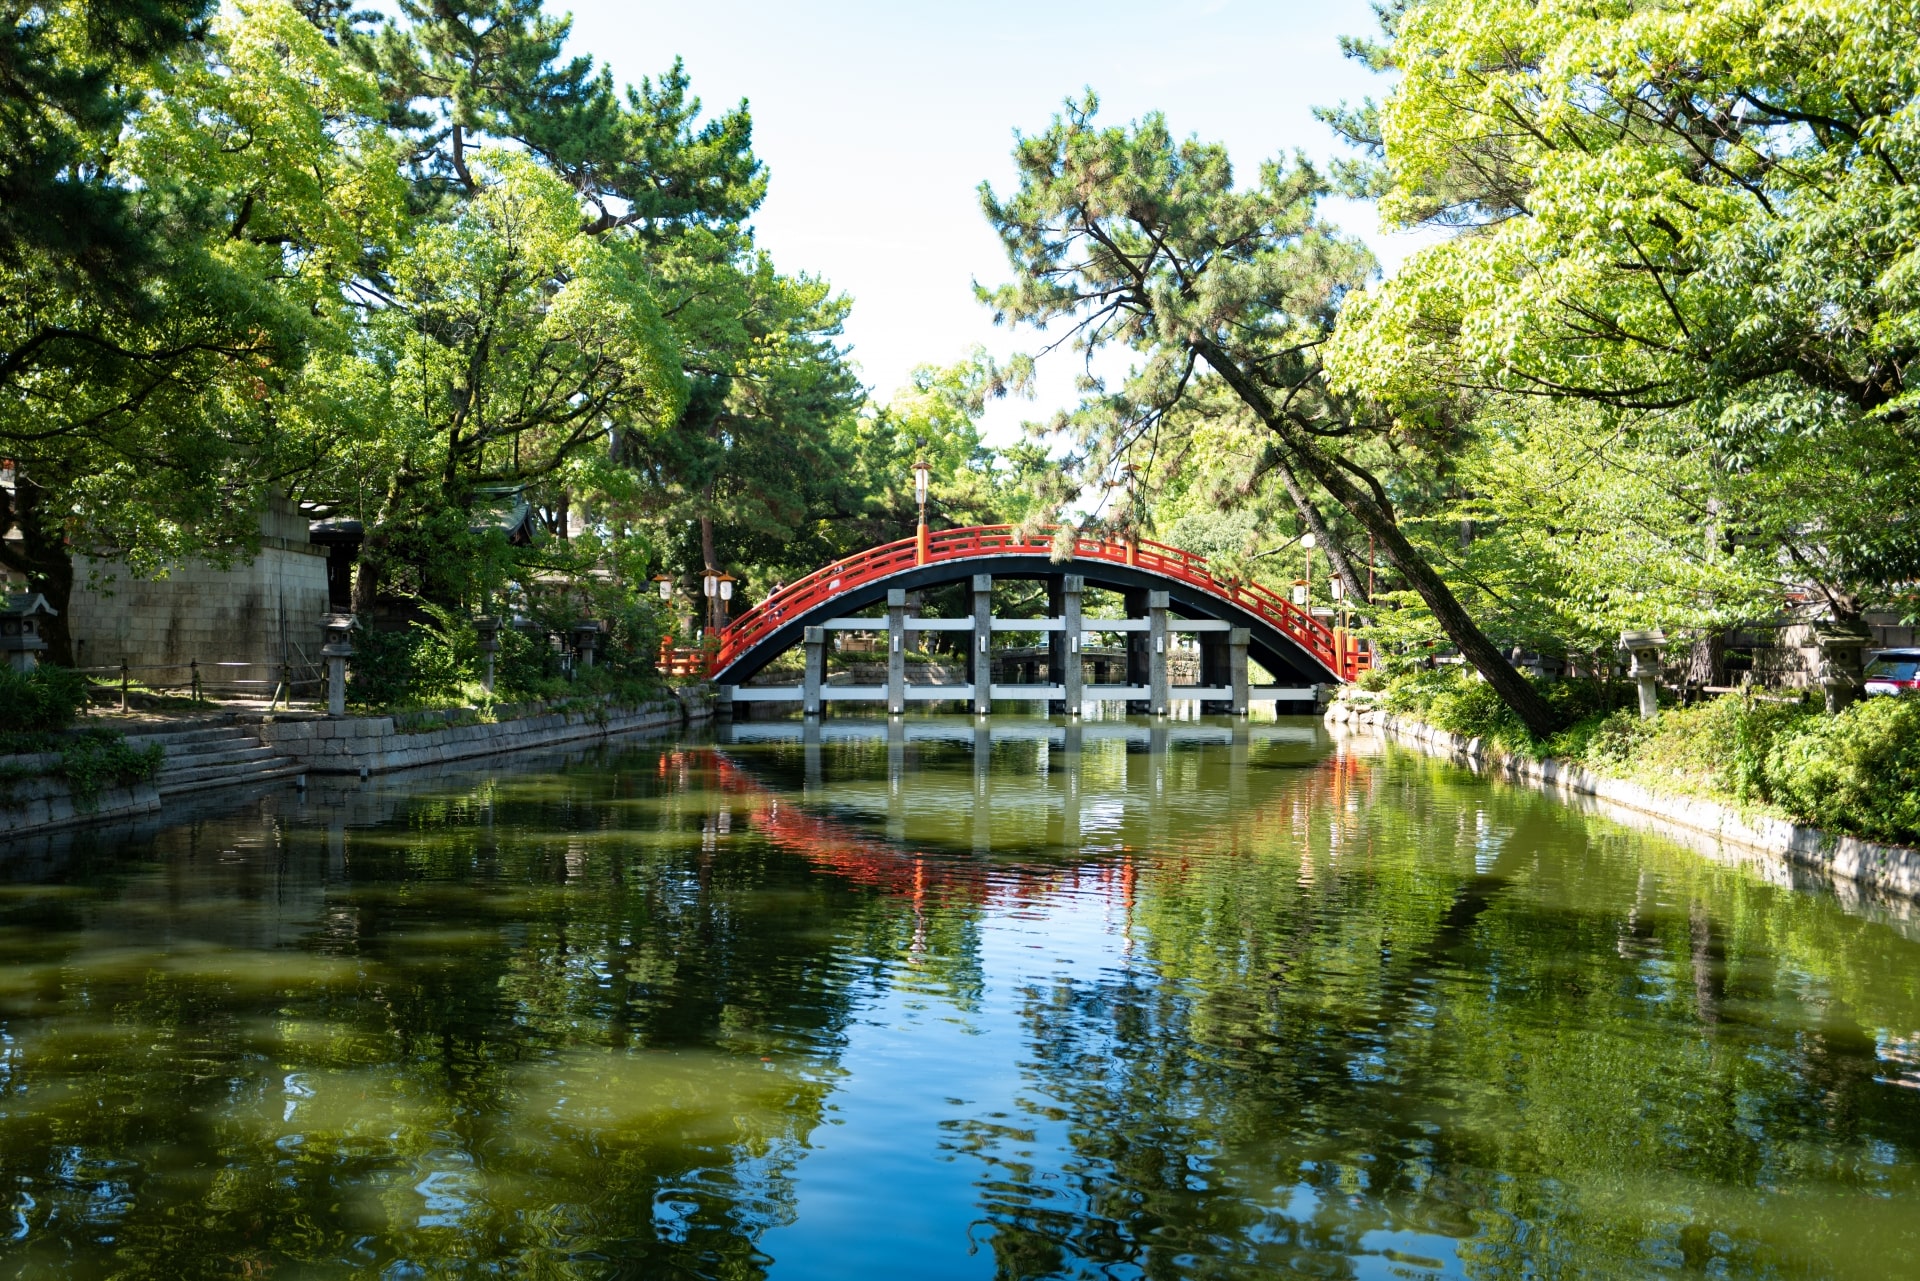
[700,524,1368,682]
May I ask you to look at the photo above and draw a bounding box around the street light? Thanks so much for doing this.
[1108,463,1141,564]
[653,574,674,604]
[912,459,933,564]
[1301,531,1316,601]
[703,570,735,632]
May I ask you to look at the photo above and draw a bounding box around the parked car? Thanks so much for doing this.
[1864,648,1920,696]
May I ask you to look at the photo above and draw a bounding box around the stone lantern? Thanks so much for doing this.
[475,615,501,693]
[319,612,355,717]
[0,593,54,672]
[571,620,602,670]
[1813,618,1872,714]
[1620,629,1666,720]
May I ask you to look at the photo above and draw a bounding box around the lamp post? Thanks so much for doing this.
[1106,463,1140,565]
[1620,629,1667,720]
[319,613,355,717]
[913,460,932,565]
[475,614,500,694]
[702,569,735,634]
[1301,531,1317,602]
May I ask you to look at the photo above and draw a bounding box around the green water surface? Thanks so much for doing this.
[2,715,1919,1279]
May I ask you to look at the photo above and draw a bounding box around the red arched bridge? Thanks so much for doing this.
[663,525,1368,714]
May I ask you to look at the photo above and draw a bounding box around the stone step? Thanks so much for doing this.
[158,734,266,762]
[156,759,304,795]
[122,725,247,751]
[157,744,283,775]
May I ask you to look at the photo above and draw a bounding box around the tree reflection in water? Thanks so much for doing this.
[0,717,1917,1278]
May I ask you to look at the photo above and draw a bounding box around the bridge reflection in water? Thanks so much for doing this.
[714,713,1335,873]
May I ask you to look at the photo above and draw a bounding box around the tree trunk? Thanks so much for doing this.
[699,514,718,571]
[1195,339,1563,738]
[1687,631,1726,689]
[1271,451,1370,616]
[350,550,380,618]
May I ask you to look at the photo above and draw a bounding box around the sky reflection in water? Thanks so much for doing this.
[1,714,1919,1279]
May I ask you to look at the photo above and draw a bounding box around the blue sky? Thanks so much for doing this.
[562,0,1424,439]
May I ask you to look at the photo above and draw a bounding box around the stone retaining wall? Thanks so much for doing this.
[254,696,702,776]
[1326,699,1920,900]
[0,771,160,835]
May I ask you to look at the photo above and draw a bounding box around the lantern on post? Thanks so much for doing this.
[912,460,933,565]
[1814,619,1872,714]
[0,593,54,673]
[319,613,355,717]
[653,574,674,604]
[1620,629,1667,720]
[475,615,500,693]
[571,620,602,670]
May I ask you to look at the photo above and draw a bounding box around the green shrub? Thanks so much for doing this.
[1371,664,1920,846]
[0,665,89,734]
[344,607,663,712]
[55,730,164,807]
[1763,697,1920,846]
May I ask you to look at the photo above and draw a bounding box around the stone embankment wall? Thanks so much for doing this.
[3,692,711,839]
[253,696,703,776]
[0,769,159,835]
[1326,699,1920,900]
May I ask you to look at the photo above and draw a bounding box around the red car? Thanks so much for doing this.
[1865,648,1920,696]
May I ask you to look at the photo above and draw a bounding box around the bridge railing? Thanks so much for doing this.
[656,636,712,679]
[702,524,1365,681]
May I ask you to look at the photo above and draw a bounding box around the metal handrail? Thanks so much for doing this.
[704,525,1369,681]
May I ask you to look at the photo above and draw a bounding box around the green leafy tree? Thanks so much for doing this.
[980,96,1564,735]
[0,0,402,660]
[1325,0,1920,625]
[325,152,684,611]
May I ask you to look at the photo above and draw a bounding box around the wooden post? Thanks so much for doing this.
[971,573,993,714]
[887,588,907,715]
[1061,574,1084,717]
[1229,627,1250,716]
[803,625,826,717]
[1148,590,1169,716]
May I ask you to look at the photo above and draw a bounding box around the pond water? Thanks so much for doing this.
[2,715,1920,1279]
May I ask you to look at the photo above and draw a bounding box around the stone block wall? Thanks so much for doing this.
[254,697,695,776]
[65,493,329,686]
[0,770,161,836]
